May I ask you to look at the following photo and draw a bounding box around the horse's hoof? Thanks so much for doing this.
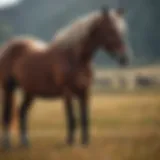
[1,140,11,151]
[81,140,89,147]
[20,137,30,149]
[19,142,30,150]
[67,141,74,146]
[19,144,30,150]
[66,139,74,146]
[22,141,30,148]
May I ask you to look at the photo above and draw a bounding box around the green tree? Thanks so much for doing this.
[0,21,13,45]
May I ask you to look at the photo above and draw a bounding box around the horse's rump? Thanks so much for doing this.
[0,37,47,84]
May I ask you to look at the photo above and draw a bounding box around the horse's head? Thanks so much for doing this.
[94,6,132,66]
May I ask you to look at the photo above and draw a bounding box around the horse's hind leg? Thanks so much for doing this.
[19,94,33,147]
[2,78,16,149]
[64,94,76,145]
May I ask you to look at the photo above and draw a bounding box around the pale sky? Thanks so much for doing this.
[0,0,21,8]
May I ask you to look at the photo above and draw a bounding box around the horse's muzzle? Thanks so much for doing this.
[118,55,129,66]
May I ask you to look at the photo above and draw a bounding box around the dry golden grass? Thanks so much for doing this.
[0,89,160,160]
[95,64,160,76]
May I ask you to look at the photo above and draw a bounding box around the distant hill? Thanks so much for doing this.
[0,0,159,67]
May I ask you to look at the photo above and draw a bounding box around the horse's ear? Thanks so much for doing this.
[116,8,125,16]
[101,5,109,15]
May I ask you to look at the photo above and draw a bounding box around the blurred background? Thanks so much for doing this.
[0,0,160,160]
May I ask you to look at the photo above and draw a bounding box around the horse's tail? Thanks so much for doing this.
[0,41,11,84]
[0,39,24,141]
[0,38,24,85]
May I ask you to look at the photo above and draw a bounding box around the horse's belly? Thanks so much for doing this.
[19,76,65,96]
[19,81,65,97]
[13,61,66,96]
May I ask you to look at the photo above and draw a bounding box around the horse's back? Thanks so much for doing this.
[10,36,47,53]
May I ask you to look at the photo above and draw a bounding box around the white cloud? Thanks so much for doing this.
[0,0,21,8]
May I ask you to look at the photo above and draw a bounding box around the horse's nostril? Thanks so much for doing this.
[119,56,129,66]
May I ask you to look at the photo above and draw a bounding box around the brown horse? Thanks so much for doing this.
[0,7,132,149]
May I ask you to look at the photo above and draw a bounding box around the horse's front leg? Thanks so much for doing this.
[64,94,76,145]
[78,90,90,145]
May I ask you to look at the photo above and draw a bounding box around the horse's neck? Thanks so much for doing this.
[48,32,99,66]
[78,38,99,65]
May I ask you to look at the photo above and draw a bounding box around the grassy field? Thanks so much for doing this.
[0,89,160,160]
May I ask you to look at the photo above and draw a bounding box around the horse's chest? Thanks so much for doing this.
[69,68,92,89]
